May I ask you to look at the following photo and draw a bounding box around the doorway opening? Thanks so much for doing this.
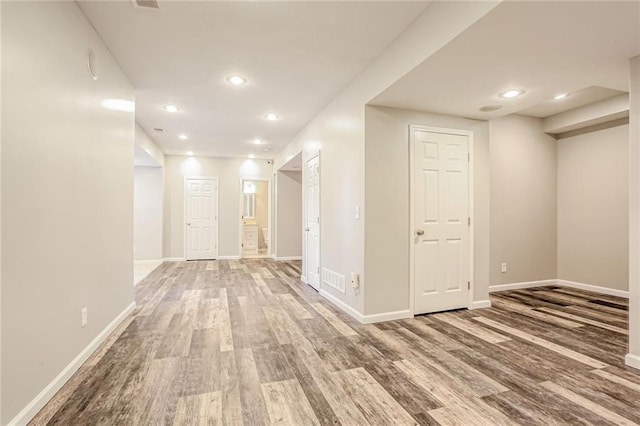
[240,179,270,259]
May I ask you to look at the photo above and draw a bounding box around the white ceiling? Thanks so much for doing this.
[134,145,161,167]
[371,1,640,120]
[78,1,430,158]
[279,152,302,172]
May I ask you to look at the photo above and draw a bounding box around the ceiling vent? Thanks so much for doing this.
[133,0,159,9]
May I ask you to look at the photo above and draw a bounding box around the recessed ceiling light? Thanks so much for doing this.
[479,105,503,112]
[554,93,569,100]
[179,134,189,140]
[227,75,247,86]
[186,151,193,156]
[265,113,280,121]
[253,138,263,145]
[163,104,179,113]
[101,98,135,112]
[248,154,256,159]
[499,89,524,99]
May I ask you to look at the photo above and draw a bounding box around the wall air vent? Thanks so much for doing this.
[133,0,160,9]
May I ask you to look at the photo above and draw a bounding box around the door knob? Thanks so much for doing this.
[416,229,424,236]
[187,223,191,226]
[305,227,310,232]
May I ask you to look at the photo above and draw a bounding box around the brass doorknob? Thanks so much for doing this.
[416,229,424,236]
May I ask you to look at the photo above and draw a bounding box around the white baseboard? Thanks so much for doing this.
[217,255,241,260]
[8,302,136,426]
[489,279,557,293]
[319,289,364,323]
[134,259,163,266]
[625,353,640,370]
[362,309,412,324]
[272,256,302,261]
[470,300,492,310]
[556,279,629,299]
[489,278,629,299]
[162,257,185,262]
[301,275,307,284]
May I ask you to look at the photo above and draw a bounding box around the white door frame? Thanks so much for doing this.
[303,150,321,287]
[409,125,474,316]
[184,176,219,260]
[238,177,271,259]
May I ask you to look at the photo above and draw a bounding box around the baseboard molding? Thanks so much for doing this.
[556,279,629,299]
[134,259,163,266]
[489,279,557,293]
[8,302,136,426]
[470,300,492,310]
[301,275,307,284]
[272,256,302,261]
[162,257,185,262]
[625,353,640,370]
[362,309,412,324]
[217,255,241,260]
[319,289,364,323]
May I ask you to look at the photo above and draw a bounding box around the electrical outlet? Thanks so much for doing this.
[501,263,507,273]
[81,308,88,327]
[351,272,360,289]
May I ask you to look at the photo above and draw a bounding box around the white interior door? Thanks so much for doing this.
[413,129,470,315]
[305,155,320,290]
[186,178,218,260]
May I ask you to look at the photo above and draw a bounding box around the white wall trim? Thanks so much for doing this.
[625,353,640,370]
[556,279,629,299]
[7,302,136,426]
[362,309,412,324]
[273,256,302,261]
[163,257,185,262]
[319,289,364,323]
[217,255,241,260]
[489,279,557,293]
[489,278,629,299]
[470,300,492,310]
[134,259,163,266]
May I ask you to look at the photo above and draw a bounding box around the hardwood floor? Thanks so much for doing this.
[31,260,640,425]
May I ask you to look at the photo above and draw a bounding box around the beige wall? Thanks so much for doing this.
[557,124,629,291]
[490,115,558,286]
[274,2,499,317]
[364,105,491,316]
[275,171,302,258]
[1,2,134,423]
[163,156,272,259]
[134,166,164,261]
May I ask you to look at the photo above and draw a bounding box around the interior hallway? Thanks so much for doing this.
[30,260,639,425]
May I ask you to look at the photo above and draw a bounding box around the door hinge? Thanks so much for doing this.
[468,281,471,290]
[468,217,471,226]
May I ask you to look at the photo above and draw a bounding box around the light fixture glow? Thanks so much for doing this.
[265,113,279,121]
[179,134,189,140]
[499,89,524,99]
[248,154,256,159]
[227,75,247,86]
[554,93,569,100]
[101,98,135,112]
[163,104,179,113]
[186,151,194,156]
[253,138,263,145]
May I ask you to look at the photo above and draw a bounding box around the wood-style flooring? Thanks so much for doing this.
[31,260,640,425]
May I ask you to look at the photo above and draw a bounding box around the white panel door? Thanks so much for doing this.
[305,155,320,290]
[186,178,218,260]
[413,130,470,314]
